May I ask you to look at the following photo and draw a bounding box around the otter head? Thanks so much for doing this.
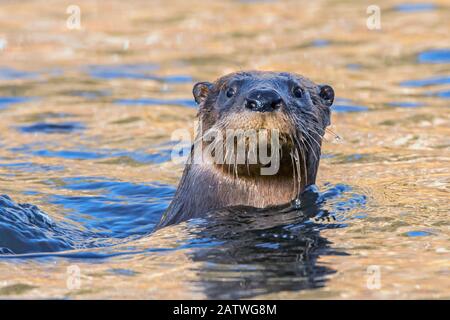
[192,71,334,194]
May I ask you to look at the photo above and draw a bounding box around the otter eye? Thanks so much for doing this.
[293,86,303,98]
[226,87,236,98]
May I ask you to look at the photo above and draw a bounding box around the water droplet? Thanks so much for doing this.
[292,198,302,209]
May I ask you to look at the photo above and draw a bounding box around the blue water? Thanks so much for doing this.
[346,154,363,161]
[311,39,330,47]
[0,67,38,80]
[115,98,197,108]
[48,177,173,238]
[332,104,369,113]
[405,231,431,237]
[394,3,436,12]
[400,75,450,87]
[0,63,370,297]
[0,96,32,109]
[399,73,450,101]
[387,102,424,108]
[18,122,85,134]
[86,64,192,83]
[346,63,362,70]
[0,194,85,254]
[68,90,111,99]
[0,162,64,173]
[9,143,173,164]
[418,49,450,64]
[0,183,366,259]
[434,90,450,99]
[331,98,369,113]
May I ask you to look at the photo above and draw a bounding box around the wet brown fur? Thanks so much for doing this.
[157,71,333,228]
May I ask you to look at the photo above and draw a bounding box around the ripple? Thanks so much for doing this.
[21,112,76,122]
[66,90,111,100]
[18,122,85,134]
[180,184,366,298]
[114,98,196,108]
[404,230,432,237]
[48,177,174,238]
[346,63,363,71]
[394,3,436,12]
[0,183,366,263]
[0,284,36,296]
[86,63,157,79]
[0,162,64,173]
[400,75,450,87]
[98,149,173,164]
[108,268,139,276]
[387,101,424,108]
[0,177,174,254]
[332,98,369,112]
[32,149,106,160]
[86,64,192,83]
[332,104,369,113]
[418,49,450,64]
[0,67,37,80]
[433,90,450,99]
[311,39,330,47]
[11,144,173,164]
[0,97,32,110]
[0,195,80,254]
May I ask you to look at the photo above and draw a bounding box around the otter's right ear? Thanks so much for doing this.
[319,85,334,107]
[193,82,213,104]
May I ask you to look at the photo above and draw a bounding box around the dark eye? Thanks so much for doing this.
[293,86,303,98]
[226,87,236,98]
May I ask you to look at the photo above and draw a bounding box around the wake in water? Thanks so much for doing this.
[0,195,78,254]
[0,183,366,261]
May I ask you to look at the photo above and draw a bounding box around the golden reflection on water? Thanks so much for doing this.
[0,0,449,299]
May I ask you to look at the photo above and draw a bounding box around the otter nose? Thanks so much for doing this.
[245,89,283,112]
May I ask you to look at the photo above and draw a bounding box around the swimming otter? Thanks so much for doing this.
[157,71,334,228]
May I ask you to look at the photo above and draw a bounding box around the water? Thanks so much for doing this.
[0,0,449,299]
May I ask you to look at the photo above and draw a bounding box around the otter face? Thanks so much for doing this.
[192,71,334,187]
[193,71,334,136]
[158,71,335,228]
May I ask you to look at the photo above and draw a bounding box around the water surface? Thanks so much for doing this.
[0,0,448,299]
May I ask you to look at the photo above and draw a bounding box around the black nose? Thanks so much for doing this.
[245,89,283,112]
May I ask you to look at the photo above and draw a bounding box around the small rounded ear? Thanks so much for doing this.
[193,82,213,104]
[319,85,334,107]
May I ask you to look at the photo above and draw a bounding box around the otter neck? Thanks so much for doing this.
[184,163,297,214]
[191,148,309,209]
[157,141,320,228]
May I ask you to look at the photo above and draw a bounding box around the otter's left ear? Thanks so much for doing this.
[319,85,334,107]
[193,82,213,104]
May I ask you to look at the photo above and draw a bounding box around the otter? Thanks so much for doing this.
[157,71,334,228]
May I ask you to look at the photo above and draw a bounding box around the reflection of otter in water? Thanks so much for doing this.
[188,187,345,299]
[157,71,334,228]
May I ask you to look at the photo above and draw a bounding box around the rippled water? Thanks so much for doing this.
[0,0,448,299]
